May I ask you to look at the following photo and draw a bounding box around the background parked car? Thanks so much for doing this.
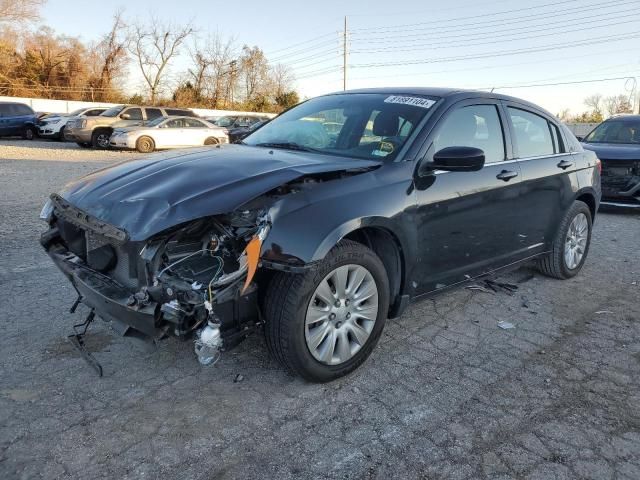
[214,115,270,131]
[65,104,196,149]
[0,101,38,139]
[37,107,107,141]
[228,119,268,143]
[580,114,640,208]
[109,116,228,153]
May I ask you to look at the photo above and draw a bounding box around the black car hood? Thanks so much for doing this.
[581,142,640,160]
[57,145,380,240]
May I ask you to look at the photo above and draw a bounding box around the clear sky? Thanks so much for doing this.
[40,0,640,115]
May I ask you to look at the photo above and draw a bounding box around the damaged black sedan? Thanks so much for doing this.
[581,114,640,208]
[41,88,601,382]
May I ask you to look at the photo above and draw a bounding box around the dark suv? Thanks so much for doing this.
[580,115,640,208]
[0,102,38,139]
[65,105,196,149]
[41,88,600,382]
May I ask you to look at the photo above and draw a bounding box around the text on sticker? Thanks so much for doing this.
[384,96,436,109]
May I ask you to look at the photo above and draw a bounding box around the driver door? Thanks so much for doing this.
[413,101,527,294]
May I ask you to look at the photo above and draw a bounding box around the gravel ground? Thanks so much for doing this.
[1,141,640,480]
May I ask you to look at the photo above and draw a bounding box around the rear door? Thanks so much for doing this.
[414,100,527,294]
[8,104,34,135]
[504,103,579,251]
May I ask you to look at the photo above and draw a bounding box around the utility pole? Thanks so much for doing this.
[343,16,348,91]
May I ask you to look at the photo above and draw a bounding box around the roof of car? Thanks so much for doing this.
[606,114,640,121]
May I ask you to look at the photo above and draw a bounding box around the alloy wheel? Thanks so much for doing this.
[305,264,379,365]
[564,212,588,270]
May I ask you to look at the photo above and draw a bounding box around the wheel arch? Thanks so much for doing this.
[575,189,598,220]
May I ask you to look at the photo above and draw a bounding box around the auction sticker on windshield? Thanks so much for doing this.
[384,96,436,109]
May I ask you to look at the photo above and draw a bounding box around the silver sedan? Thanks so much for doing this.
[109,116,228,153]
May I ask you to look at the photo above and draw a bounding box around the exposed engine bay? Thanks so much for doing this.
[39,168,371,371]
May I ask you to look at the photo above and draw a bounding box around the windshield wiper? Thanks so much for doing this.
[255,142,317,152]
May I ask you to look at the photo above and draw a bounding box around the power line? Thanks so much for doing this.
[265,32,337,56]
[350,31,640,68]
[350,16,639,54]
[349,0,620,33]
[270,38,338,63]
[484,75,640,90]
[349,5,638,46]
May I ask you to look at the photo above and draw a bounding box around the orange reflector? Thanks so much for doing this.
[241,235,262,294]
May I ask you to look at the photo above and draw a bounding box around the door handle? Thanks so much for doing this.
[496,170,518,182]
[557,160,574,170]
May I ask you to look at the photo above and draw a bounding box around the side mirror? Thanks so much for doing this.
[419,146,485,176]
[576,136,584,142]
[120,113,131,120]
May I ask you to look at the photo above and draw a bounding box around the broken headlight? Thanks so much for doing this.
[39,198,54,222]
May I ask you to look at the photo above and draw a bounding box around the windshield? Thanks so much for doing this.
[243,93,439,161]
[215,116,235,127]
[146,116,166,127]
[584,119,640,144]
[101,105,126,117]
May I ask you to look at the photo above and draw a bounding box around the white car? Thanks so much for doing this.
[109,116,229,153]
[37,107,107,140]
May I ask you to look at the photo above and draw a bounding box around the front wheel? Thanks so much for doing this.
[264,240,390,382]
[91,129,111,149]
[204,137,219,145]
[22,126,36,140]
[537,200,592,279]
[135,136,155,153]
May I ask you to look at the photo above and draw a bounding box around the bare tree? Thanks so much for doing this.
[584,94,603,117]
[0,0,45,23]
[129,18,194,104]
[604,94,633,117]
[270,63,294,98]
[239,45,269,107]
[92,10,128,100]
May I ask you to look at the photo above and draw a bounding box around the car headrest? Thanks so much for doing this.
[373,112,400,137]
[616,127,633,142]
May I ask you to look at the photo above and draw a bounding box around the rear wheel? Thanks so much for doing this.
[22,125,36,140]
[537,200,592,279]
[91,129,111,149]
[135,136,155,153]
[264,240,389,382]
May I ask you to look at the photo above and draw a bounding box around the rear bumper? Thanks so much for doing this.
[44,242,158,337]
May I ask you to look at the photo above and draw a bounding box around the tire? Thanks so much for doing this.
[264,240,390,382]
[76,142,92,148]
[57,126,66,141]
[91,129,111,149]
[537,200,592,279]
[204,137,219,145]
[135,136,155,153]
[22,125,36,140]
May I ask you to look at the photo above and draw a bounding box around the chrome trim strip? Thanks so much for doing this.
[600,201,640,208]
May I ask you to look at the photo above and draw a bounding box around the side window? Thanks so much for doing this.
[184,118,205,128]
[86,109,103,116]
[123,108,142,120]
[433,104,505,164]
[165,108,190,117]
[549,122,565,154]
[145,108,163,120]
[0,104,9,116]
[15,104,34,115]
[508,107,554,157]
[165,119,184,128]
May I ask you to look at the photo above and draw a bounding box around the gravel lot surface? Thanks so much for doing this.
[1,141,640,480]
